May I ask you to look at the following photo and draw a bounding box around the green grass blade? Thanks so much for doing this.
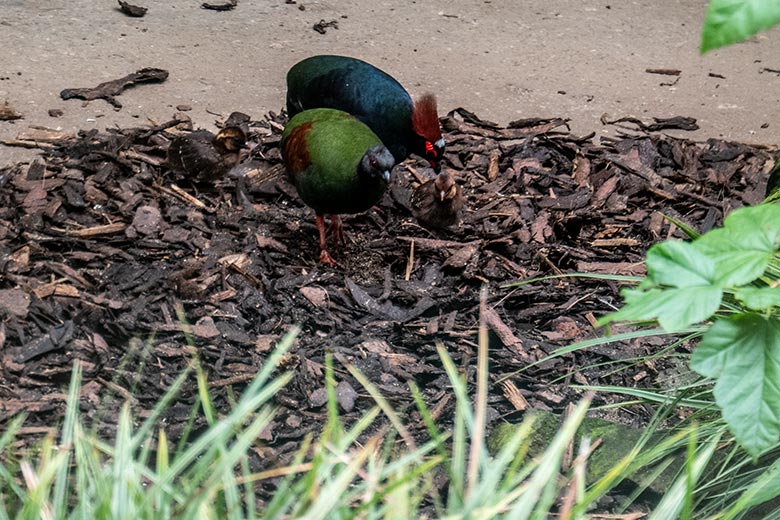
[648,430,722,520]
[51,361,81,516]
[0,415,26,501]
[111,403,137,520]
[507,397,592,519]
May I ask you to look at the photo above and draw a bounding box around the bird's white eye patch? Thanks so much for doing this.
[434,138,445,149]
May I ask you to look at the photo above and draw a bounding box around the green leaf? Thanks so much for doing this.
[693,229,772,285]
[721,204,780,250]
[656,287,723,331]
[693,205,780,285]
[701,0,780,53]
[600,286,722,331]
[735,287,780,310]
[691,314,780,456]
[646,241,716,287]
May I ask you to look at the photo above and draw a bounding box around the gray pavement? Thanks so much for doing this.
[2,0,780,166]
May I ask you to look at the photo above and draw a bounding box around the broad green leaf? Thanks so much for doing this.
[691,313,780,456]
[694,228,772,286]
[693,205,780,285]
[735,287,780,310]
[721,204,780,250]
[701,0,780,53]
[600,286,722,331]
[598,288,673,326]
[655,287,723,331]
[646,241,716,287]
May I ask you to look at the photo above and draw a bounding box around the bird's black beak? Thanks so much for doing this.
[431,160,441,173]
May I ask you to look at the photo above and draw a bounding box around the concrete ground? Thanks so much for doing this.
[2,0,780,166]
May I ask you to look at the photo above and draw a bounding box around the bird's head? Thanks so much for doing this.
[359,145,394,184]
[412,93,445,173]
[433,171,458,202]
[215,126,247,153]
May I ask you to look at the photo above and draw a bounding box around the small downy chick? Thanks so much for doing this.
[167,126,247,182]
[410,171,463,229]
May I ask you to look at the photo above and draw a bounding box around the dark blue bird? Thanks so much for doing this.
[286,55,445,172]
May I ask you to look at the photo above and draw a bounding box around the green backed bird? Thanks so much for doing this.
[286,55,445,172]
[281,108,394,265]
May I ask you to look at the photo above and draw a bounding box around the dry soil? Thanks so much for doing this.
[2,0,780,165]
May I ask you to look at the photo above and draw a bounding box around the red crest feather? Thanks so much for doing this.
[411,94,442,143]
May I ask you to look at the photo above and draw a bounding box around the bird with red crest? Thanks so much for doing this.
[286,55,445,172]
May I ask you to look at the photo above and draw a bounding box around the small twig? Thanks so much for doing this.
[1,139,56,149]
[466,287,490,499]
[226,262,264,291]
[645,68,681,76]
[97,377,137,403]
[536,250,563,275]
[404,239,415,281]
[487,149,500,180]
[591,238,641,248]
[120,149,164,167]
[405,164,427,185]
[49,223,127,237]
[153,183,217,213]
[210,373,256,388]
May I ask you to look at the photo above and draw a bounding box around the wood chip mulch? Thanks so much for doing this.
[0,108,776,483]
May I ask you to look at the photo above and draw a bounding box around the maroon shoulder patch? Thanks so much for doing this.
[282,121,313,175]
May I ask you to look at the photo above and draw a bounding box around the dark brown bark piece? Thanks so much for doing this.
[201,0,237,11]
[60,67,169,108]
[312,19,339,34]
[0,101,22,120]
[118,0,147,17]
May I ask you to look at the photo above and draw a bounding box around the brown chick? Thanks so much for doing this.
[410,171,463,229]
[167,126,247,182]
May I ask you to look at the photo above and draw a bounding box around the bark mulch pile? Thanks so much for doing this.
[0,108,776,494]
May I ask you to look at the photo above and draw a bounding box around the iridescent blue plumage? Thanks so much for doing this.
[286,55,444,171]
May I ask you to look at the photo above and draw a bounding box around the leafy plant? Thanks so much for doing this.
[599,203,780,456]
[701,0,780,53]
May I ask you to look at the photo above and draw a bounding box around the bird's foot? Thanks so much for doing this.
[319,249,338,266]
[235,176,257,217]
[327,215,347,247]
[316,215,340,265]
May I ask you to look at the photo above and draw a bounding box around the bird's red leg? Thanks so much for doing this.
[328,215,346,247]
[316,214,337,265]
